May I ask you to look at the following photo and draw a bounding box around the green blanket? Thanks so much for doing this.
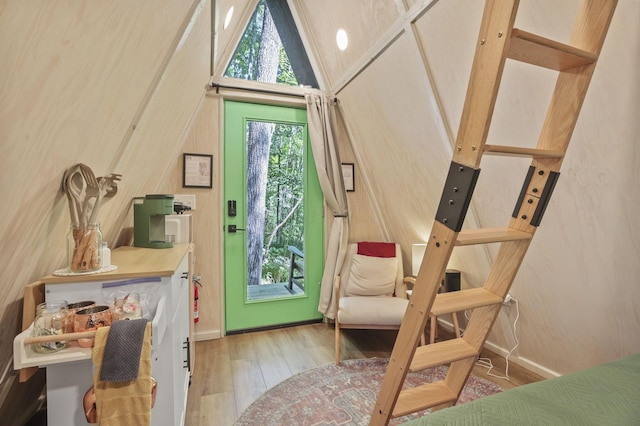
[403,354,640,425]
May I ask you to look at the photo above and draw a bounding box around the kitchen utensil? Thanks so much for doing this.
[61,168,80,227]
[97,173,122,198]
[80,164,99,225]
[67,166,86,225]
[89,173,121,224]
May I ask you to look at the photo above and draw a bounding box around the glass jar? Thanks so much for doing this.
[32,301,69,353]
[67,223,102,272]
[111,293,143,320]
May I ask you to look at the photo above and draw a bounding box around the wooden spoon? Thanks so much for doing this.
[61,167,80,227]
[65,166,86,227]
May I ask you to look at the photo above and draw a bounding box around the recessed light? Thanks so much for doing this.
[336,29,348,51]
[224,6,234,30]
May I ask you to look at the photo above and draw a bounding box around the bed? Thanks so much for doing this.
[403,353,640,425]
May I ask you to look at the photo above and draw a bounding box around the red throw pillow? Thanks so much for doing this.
[357,242,396,258]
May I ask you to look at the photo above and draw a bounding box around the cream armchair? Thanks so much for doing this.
[334,242,423,363]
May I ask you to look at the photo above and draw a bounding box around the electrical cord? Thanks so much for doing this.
[463,297,521,381]
[482,297,520,380]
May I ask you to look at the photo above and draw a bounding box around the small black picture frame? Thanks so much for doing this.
[341,162,355,192]
[183,153,213,188]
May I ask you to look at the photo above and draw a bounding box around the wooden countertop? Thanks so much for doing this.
[43,244,191,284]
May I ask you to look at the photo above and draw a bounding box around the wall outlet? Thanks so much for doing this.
[503,294,513,305]
[174,194,196,211]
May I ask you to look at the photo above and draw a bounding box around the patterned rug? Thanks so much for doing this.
[234,357,503,426]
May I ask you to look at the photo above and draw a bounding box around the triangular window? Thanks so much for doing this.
[224,0,318,88]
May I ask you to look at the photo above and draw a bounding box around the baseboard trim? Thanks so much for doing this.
[194,329,221,341]
[226,318,323,335]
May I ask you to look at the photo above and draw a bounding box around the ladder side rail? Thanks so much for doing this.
[436,355,480,411]
[513,0,618,233]
[571,1,618,54]
[479,238,533,304]
[441,238,531,408]
[452,0,520,168]
[536,0,617,156]
[371,222,456,425]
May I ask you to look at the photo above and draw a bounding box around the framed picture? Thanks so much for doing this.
[341,162,355,192]
[183,153,213,188]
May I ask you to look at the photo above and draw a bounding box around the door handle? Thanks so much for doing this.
[183,338,190,371]
[228,224,246,233]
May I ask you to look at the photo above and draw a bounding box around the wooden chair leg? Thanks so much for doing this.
[429,315,437,344]
[335,321,340,364]
[451,312,461,338]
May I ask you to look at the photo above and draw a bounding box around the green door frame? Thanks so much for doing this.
[223,100,324,333]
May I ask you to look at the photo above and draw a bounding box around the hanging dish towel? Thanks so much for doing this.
[91,320,152,426]
[100,319,148,382]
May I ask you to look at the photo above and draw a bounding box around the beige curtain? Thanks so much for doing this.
[305,93,348,319]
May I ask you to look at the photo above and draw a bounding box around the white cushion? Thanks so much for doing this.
[345,254,397,297]
[338,296,408,325]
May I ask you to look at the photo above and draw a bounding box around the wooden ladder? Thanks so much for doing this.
[370,0,618,424]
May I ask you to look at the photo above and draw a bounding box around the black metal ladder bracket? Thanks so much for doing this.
[435,161,481,232]
[512,165,560,227]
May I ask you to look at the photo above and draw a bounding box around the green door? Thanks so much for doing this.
[224,100,324,332]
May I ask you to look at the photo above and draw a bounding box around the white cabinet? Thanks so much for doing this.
[153,254,191,426]
[13,245,193,426]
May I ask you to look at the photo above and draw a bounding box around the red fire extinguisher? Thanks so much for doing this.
[193,276,202,323]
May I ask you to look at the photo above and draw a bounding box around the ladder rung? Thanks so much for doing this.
[508,28,597,71]
[393,381,457,418]
[410,338,478,372]
[483,144,564,158]
[432,288,502,316]
[455,228,532,246]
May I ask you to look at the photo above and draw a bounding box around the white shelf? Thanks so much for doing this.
[13,325,92,369]
[14,294,167,370]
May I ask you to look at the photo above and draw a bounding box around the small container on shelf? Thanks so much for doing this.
[31,301,69,353]
[111,293,143,320]
[101,242,111,268]
[73,305,112,348]
[65,301,96,333]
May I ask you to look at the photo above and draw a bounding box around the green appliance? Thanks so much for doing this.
[133,194,174,248]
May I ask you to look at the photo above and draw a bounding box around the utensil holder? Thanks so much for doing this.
[67,223,102,272]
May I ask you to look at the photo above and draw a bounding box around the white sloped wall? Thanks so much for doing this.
[0,0,211,418]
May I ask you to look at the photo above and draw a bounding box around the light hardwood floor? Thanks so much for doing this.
[185,322,544,426]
